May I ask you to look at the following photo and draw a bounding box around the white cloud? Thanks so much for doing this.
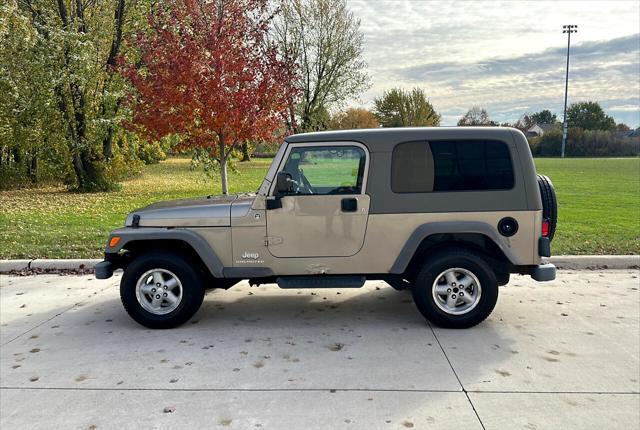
[607,104,640,111]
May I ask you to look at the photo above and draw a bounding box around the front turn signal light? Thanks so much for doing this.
[109,236,121,247]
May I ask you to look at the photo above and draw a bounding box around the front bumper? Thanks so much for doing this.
[530,263,556,282]
[95,261,114,279]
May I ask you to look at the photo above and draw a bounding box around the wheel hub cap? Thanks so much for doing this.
[135,269,183,315]
[432,267,482,315]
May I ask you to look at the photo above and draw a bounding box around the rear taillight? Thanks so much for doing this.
[541,219,550,237]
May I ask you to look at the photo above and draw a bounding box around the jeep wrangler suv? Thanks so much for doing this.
[96,127,557,329]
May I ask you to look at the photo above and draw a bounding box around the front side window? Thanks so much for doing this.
[280,146,366,195]
[392,139,514,193]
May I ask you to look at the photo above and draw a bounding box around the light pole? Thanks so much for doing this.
[561,24,577,158]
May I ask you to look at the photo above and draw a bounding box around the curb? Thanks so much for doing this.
[545,255,639,270]
[0,260,32,272]
[30,259,101,271]
[0,259,100,274]
[1,256,638,274]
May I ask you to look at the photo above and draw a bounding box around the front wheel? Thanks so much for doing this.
[412,249,499,329]
[120,252,205,329]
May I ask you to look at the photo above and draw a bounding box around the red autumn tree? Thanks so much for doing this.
[120,0,297,194]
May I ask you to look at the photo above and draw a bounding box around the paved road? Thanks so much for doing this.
[1,271,638,429]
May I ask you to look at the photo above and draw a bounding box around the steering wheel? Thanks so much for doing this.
[299,171,315,195]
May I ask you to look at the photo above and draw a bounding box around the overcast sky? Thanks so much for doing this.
[346,0,640,127]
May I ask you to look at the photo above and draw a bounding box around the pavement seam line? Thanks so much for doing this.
[1,305,76,347]
[0,387,459,393]
[0,283,113,347]
[1,387,639,394]
[465,390,640,395]
[427,321,487,430]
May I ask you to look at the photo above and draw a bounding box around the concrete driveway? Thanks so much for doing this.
[1,270,638,429]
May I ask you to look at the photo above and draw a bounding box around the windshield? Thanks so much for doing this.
[258,142,287,195]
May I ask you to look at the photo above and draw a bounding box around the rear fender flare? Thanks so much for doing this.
[390,221,520,274]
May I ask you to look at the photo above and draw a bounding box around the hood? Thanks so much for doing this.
[125,194,256,227]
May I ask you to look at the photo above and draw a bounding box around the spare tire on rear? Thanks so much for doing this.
[537,174,557,241]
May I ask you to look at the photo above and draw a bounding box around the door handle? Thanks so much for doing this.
[341,198,358,212]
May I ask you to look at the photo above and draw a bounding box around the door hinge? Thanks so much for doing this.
[264,236,283,246]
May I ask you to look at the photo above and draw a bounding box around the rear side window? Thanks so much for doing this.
[391,140,514,193]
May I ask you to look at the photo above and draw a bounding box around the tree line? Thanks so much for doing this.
[449,102,638,157]
[328,98,632,133]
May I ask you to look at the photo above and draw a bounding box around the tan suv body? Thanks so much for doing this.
[96,127,557,329]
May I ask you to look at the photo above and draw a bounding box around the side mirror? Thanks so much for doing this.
[275,171,293,196]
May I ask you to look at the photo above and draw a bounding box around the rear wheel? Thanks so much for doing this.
[120,251,205,329]
[412,249,498,328]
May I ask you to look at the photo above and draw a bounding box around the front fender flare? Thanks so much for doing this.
[390,221,520,274]
[106,228,224,278]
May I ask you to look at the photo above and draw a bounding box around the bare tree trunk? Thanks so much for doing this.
[220,158,229,195]
[71,153,86,188]
[102,0,126,160]
[286,103,298,134]
[28,154,38,183]
[218,134,229,195]
[12,148,21,164]
[103,126,114,160]
[240,142,251,162]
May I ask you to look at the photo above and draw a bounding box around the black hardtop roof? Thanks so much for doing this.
[285,126,523,152]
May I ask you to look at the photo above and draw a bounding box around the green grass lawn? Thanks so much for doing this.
[0,157,638,258]
[533,158,639,255]
[0,157,272,259]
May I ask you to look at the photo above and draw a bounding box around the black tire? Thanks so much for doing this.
[120,251,205,329]
[412,249,499,329]
[496,272,510,286]
[537,174,557,241]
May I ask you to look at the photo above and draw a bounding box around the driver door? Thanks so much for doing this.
[266,143,370,258]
